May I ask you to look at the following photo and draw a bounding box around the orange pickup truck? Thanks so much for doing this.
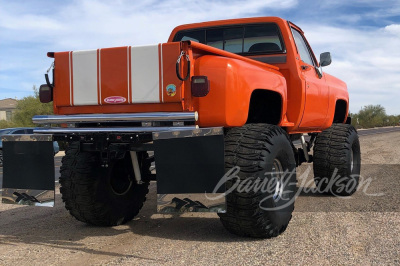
[1,17,361,238]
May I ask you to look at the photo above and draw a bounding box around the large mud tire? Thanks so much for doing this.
[219,124,297,238]
[313,123,361,196]
[60,142,150,226]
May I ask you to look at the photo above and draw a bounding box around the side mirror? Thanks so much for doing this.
[320,52,332,67]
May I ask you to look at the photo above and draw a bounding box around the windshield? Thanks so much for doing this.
[173,23,285,55]
[0,129,12,136]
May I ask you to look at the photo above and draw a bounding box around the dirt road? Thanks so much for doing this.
[0,131,399,265]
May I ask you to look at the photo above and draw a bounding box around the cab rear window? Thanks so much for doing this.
[173,23,285,55]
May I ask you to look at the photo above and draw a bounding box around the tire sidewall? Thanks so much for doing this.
[338,127,361,195]
[258,133,297,228]
[313,124,362,196]
[347,128,361,177]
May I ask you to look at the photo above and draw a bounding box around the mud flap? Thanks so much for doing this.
[153,128,226,213]
[1,134,55,207]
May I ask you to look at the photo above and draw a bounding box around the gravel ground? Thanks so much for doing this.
[0,131,399,265]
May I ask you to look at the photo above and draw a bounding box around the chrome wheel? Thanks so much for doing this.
[350,148,354,172]
[271,159,284,202]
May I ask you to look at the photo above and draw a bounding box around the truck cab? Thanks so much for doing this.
[170,17,349,132]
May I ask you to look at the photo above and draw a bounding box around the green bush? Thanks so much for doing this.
[12,86,53,127]
[351,105,399,129]
[0,120,15,129]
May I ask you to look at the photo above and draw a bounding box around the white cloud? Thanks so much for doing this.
[0,0,298,96]
[0,13,63,31]
[0,0,399,115]
[384,24,400,35]
[0,0,298,48]
[302,24,400,114]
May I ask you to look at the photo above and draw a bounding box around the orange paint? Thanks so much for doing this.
[161,43,183,103]
[53,52,71,108]
[51,17,348,134]
[100,47,129,105]
[57,103,183,115]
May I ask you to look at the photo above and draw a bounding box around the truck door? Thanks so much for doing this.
[291,27,330,129]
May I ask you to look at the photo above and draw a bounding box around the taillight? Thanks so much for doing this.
[39,84,53,103]
[191,76,210,97]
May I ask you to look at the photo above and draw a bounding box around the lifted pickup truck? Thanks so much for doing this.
[1,17,360,238]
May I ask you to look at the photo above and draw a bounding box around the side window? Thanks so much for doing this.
[6,110,12,121]
[291,28,314,66]
[26,129,34,134]
[13,129,25,134]
[174,30,205,43]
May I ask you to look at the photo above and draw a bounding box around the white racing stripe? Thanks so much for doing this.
[72,50,98,105]
[131,45,160,103]
[70,45,162,105]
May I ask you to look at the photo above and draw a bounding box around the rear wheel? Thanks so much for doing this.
[60,142,150,226]
[313,123,361,196]
[219,124,297,238]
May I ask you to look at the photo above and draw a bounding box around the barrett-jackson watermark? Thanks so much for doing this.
[205,166,384,211]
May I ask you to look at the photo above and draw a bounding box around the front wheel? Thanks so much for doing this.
[313,123,361,196]
[60,142,150,226]
[219,124,297,238]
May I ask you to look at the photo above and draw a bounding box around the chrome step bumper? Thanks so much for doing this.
[33,126,198,134]
[33,112,198,124]
[32,112,198,134]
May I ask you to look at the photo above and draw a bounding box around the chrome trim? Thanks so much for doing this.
[141,121,152,127]
[153,127,223,140]
[1,188,55,207]
[172,121,184,127]
[33,112,198,124]
[157,193,226,213]
[271,159,284,202]
[33,126,198,134]
[2,134,53,142]
[350,148,354,172]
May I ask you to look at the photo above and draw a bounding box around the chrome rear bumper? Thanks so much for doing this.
[34,126,198,134]
[33,112,198,124]
[32,112,198,134]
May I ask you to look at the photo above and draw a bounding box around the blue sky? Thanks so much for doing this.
[1,0,399,114]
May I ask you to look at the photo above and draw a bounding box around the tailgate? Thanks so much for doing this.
[53,42,185,108]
